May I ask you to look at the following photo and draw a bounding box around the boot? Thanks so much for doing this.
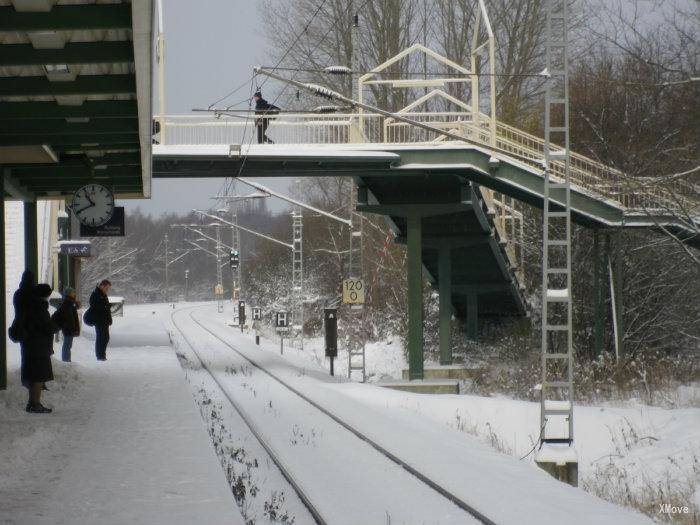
[27,404,52,414]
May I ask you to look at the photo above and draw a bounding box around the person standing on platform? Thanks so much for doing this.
[23,284,59,413]
[253,91,280,144]
[9,270,35,394]
[51,287,80,362]
[87,279,112,361]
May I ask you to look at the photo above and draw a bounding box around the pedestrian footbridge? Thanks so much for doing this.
[152,102,698,375]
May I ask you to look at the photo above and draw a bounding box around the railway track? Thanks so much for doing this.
[171,304,497,525]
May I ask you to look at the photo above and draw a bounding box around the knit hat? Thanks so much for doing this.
[253,91,262,98]
[35,283,52,298]
[64,287,76,298]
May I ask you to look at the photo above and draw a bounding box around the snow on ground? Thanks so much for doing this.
[218,304,700,523]
[168,303,657,525]
[1,303,242,525]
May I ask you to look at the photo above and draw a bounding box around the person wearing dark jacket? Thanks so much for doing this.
[51,287,80,362]
[23,284,59,413]
[253,91,280,144]
[88,279,112,361]
[11,270,35,388]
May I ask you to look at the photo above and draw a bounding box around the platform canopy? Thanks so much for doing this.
[0,0,153,200]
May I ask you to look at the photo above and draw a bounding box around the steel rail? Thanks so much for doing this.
[185,306,498,525]
[170,306,328,525]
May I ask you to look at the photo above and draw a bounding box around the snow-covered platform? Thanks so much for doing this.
[1,306,243,525]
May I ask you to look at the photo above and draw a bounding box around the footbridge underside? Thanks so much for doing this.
[153,142,697,327]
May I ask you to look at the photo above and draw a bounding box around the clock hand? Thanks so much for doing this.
[74,202,95,214]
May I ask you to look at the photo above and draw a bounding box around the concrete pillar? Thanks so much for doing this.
[407,213,423,380]
[611,237,624,358]
[592,230,605,358]
[466,293,478,340]
[438,241,452,365]
[24,200,38,278]
[0,178,6,390]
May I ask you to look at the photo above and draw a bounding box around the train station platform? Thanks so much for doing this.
[0,308,242,525]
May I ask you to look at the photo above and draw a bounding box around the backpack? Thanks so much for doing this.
[8,316,28,343]
[83,308,95,327]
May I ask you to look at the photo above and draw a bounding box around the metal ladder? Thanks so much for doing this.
[291,209,304,350]
[347,192,366,382]
[540,0,573,444]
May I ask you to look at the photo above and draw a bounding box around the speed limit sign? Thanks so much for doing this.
[342,278,365,304]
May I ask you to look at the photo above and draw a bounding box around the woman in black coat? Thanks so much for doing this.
[11,270,35,387]
[23,284,60,413]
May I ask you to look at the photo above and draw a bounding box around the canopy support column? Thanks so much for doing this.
[24,200,38,278]
[0,177,6,390]
[466,293,478,340]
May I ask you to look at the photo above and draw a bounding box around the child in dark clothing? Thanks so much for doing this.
[51,287,80,362]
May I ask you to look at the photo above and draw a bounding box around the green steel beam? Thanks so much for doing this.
[0,100,138,120]
[0,133,139,146]
[53,143,140,152]
[1,118,138,135]
[0,74,136,97]
[0,4,132,31]
[438,241,453,365]
[24,201,38,278]
[453,284,511,293]
[0,41,133,66]
[12,165,140,178]
[357,202,472,217]
[407,213,424,380]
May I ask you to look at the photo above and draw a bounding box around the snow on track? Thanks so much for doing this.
[182,304,655,525]
[171,306,484,525]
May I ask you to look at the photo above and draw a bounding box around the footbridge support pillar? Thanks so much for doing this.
[407,213,424,380]
[466,293,478,341]
[438,241,452,365]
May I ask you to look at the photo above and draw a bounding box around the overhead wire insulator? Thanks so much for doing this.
[314,105,341,113]
[324,65,352,75]
[305,84,343,100]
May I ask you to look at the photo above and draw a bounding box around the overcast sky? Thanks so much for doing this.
[121,0,293,217]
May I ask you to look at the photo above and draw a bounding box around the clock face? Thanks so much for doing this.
[72,184,115,227]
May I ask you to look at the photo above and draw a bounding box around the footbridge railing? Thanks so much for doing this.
[159,112,697,219]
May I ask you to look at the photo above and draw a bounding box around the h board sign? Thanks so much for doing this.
[252,307,261,321]
[342,278,365,304]
[275,311,289,329]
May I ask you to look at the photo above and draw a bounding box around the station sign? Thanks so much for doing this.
[342,278,365,304]
[57,241,91,257]
[80,207,125,237]
[252,307,261,320]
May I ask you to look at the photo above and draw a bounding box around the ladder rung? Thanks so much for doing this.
[548,126,567,132]
[548,212,568,217]
[547,182,568,189]
[546,288,569,300]
[545,353,569,359]
[546,240,568,246]
[543,381,571,388]
[549,98,566,104]
[547,268,568,274]
[545,325,569,331]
